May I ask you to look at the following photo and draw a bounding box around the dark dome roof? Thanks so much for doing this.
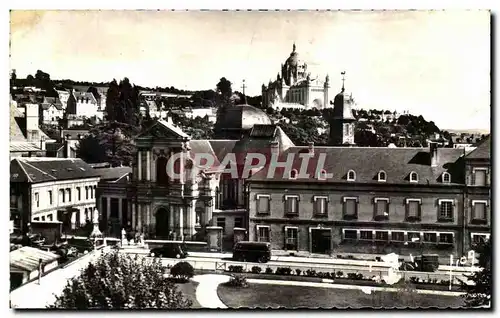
[333,90,356,120]
[218,104,272,130]
[286,52,299,67]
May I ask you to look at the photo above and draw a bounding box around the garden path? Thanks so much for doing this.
[192,274,231,309]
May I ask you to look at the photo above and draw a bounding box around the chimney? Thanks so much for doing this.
[270,141,279,155]
[25,103,39,132]
[40,136,46,151]
[430,142,439,167]
[308,142,314,154]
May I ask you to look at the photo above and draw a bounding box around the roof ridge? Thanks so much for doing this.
[21,160,58,180]
[15,159,32,183]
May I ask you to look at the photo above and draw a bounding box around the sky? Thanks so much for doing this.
[9,10,491,131]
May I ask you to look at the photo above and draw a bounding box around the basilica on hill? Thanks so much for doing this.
[261,43,332,110]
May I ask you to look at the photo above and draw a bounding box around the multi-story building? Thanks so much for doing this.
[262,43,331,109]
[10,100,53,158]
[10,158,101,233]
[247,143,467,259]
[247,83,490,261]
[66,90,98,118]
[40,97,64,125]
[463,136,491,251]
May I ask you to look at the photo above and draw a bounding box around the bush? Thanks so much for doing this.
[336,271,343,278]
[275,267,292,275]
[295,269,301,276]
[305,269,317,277]
[265,267,273,274]
[226,275,249,288]
[48,251,192,309]
[170,261,194,282]
[228,265,244,273]
[251,266,262,274]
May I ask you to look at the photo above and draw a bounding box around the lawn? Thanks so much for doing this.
[174,281,202,309]
[218,283,465,309]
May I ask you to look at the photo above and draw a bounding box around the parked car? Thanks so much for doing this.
[150,243,188,259]
[232,241,271,263]
[67,238,94,253]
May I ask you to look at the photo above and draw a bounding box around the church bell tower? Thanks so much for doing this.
[329,71,356,146]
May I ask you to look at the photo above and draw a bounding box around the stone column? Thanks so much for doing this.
[138,151,142,181]
[106,197,111,220]
[146,205,151,236]
[132,203,136,230]
[137,204,142,231]
[186,200,196,237]
[151,152,157,182]
[146,151,151,181]
[178,205,184,241]
[169,206,175,234]
[118,198,123,226]
[98,197,103,220]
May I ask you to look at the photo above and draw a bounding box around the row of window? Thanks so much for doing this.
[256,195,489,222]
[288,169,453,183]
[288,167,489,185]
[341,229,454,244]
[216,217,244,232]
[33,185,97,208]
[254,226,458,248]
[33,206,96,225]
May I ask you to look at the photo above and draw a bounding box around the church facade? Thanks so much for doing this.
[261,43,331,110]
[97,105,295,251]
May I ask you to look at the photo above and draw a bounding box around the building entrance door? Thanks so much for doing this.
[311,229,331,254]
[155,208,170,239]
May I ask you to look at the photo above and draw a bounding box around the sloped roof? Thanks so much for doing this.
[10,102,27,142]
[96,167,132,181]
[250,147,464,185]
[73,92,97,104]
[465,136,490,160]
[136,119,190,140]
[72,85,90,92]
[11,158,101,184]
[206,140,238,163]
[10,142,41,152]
[10,246,60,272]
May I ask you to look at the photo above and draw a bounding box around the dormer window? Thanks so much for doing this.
[442,172,451,183]
[347,170,356,182]
[378,170,387,182]
[317,169,327,180]
[289,169,298,180]
[409,171,418,183]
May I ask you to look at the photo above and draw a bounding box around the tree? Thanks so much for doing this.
[105,79,120,122]
[48,251,192,309]
[76,135,108,164]
[462,239,491,307]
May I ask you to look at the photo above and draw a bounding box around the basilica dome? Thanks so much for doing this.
[285,43,300,68]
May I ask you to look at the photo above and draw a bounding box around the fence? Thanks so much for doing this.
[152,257,466,286]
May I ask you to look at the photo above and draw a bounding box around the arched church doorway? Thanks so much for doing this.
[155,207,170,239]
